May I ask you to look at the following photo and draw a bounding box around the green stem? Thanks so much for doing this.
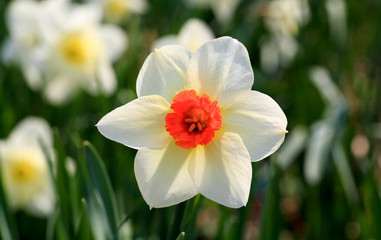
[167,201,187,240]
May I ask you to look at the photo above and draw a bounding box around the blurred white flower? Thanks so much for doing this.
[260,34,298,73]
[260,0,310,73]
[42,2,128,105]
[2,0,127,105]
[186,0,242,23]
[94,0,148,23]
[153,18,214,52]
[0,117,55,217]
[1,0,67,90]
[97,37,288,208]
[264,0,310,37]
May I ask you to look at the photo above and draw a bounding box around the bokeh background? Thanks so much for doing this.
[0,0,380,239]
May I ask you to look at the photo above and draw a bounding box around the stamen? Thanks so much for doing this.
[165,90,222,149]
[197,122,203,131]
[184,118,194,124]
[189,123,196,132]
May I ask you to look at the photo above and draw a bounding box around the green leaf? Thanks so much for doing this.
[258,163,281,240]
[361,173,381,239]
[53,130,76,238]
[304,120,335,185]
[0,159,19,240]
[332,142,359,206]
[75,198,93,240]
[276,126,308,170]
[175,232,185,240]
[83,141,119,239]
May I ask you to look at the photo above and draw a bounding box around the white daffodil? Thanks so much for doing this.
[186,0,242,23]
[0,117,55,217]
[97,37,287,208]
[93,0,148,23]
[260,0,310,73]
[153,18,214,53]
[260,33,299,73]
[42,2,128,105]
[2,0,127,105]
[1,0,67,90]
[264,0,310,37]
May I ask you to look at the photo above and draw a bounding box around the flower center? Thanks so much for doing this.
[105,0,128,20]
[60,32,100,67]
[11,161,38,184]
[165,90,222,149]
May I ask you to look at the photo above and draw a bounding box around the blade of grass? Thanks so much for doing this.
[258,162,281,240]
[180,194,203,240]
[167,201,187,240]
[40,138,71,240]
[53,130,76,238]
[83,141,119,239]
[0,158,19,240]
[75,198,93,240]
[175,232,185,240]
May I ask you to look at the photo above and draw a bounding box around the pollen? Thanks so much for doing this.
[165,90,222,149]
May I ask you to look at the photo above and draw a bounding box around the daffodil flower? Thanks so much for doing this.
[94,0,148,23]
[1,0,67,90]
[264,0,310,37]
[2,0,127,105]
[0,117,55,217]
[260,0,310,73]
[97,37,287,208]
[153,18,214,53]
[43,2,128,105]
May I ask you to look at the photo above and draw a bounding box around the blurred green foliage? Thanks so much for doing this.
[1,0,381,239]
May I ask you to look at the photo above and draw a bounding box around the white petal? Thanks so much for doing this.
[97,95,172,149]
[44,75,77,105]
[186,36,254,107]
[210,0,240,23]
[100,25,128,61]
[24,182,55,217]
[86,61,116,95]
[134,141,197,208]
[67,3,102,27]
[126,0,148,14]
[178,18,215,52]
[188,132,252,208]
[152,35,179,51]
[223,90,288,162]
[136,45,192,102]
[7,117,53,150]
[21,60,43,91]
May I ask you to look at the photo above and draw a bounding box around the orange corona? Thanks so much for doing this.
[165,90,222,149]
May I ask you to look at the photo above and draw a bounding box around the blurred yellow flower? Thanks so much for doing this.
[97,37,288,208]
[0,117,55,217]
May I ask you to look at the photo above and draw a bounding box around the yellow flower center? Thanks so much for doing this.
[1,147,49,208]
[10,161,38,184]
[105,0,128,20]
[60,32,100,67]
